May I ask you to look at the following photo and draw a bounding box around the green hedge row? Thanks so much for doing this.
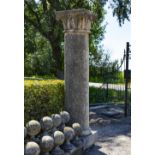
[24,80,64,123]
[24,79,126,123]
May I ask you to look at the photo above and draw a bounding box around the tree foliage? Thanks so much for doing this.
[89,50,121,83]
[101,0,131,25]
[24,0,131,78]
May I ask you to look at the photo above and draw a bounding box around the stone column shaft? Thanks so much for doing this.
[56,9,96,136]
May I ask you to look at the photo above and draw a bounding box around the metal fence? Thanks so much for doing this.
[89,42,131,116]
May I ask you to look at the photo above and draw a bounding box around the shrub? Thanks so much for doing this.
[24,80,64,123]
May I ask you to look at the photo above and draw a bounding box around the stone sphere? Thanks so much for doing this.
[60,111,70,124]
[51,114,62,128]
[72,123,82,136]
[41,116,53,131]
[40,135,54,152]
[63,127,75,141]
[25,141,40,155]
[24,127,27,138]
[26,120,41,136]
[53,131,65,146]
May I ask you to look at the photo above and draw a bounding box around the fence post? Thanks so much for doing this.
[106,82,109,103]
[124,42,130,117]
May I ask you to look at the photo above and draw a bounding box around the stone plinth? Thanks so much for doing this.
[55,9,96,136]
[81,130,98,150]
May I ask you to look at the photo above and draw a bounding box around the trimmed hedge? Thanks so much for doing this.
[24,80,64,123]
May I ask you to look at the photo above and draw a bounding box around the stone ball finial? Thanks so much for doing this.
[25,141,40,155]
[62,127,76,152]
[40,135,54,153]
[71,123,83,147]
[52,131,65,155]
[63,127,75,141]
[53,131,65,146]
[41,116,53,131]
[60,111,70,124]
[26,120,41,136]
[51,114,62,128]
[24,127,27,138]
[72,123,82,136]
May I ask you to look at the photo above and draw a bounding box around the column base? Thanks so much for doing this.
[82,127,92,136]
[81,130,98,150]
[64,130,98,155]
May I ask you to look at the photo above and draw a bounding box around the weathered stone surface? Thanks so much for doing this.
[52,114,62,128]
[53,131,65,146]
[64,33,90,135]
[52,131,65,155]
[26,120,41,136]
[60,111,70,124]
[71,123,83,147]
[25,141,40,155]
[81,130,98,150]
[56,9,96,33]
[62,127,76,152]
[55,9,95,136]
[41,116,53,131]
[72,123,82,137]
[40,135,54,153]
[63,127,75,141]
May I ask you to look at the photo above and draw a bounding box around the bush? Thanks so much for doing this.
[24,80,64,123]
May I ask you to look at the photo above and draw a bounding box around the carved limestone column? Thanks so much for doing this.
[56,9,96,136]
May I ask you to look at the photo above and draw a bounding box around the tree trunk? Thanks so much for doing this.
[51,42,64,79]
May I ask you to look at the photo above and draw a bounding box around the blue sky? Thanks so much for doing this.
[102,5,131,62]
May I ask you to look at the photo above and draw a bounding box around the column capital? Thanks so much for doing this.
[55,9,96,33]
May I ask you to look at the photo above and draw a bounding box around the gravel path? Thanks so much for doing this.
[83,105,131,155]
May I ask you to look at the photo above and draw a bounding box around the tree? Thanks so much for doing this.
[25,0,62,77]
[24,21,54,76]
[24,0,106,78]
[112,0,131,26]
[24,0,131,78]
[89,49,121,83]
[101,0,131,25]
